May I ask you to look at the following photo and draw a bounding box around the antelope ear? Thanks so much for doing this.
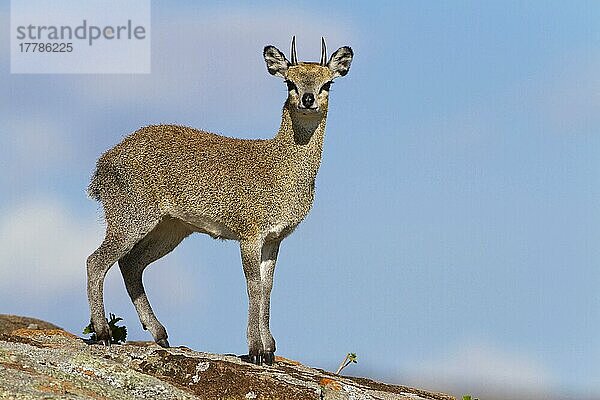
[328,46,353,79]
[263,45,289,78]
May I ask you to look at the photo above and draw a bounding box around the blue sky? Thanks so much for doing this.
[1,2,598,399]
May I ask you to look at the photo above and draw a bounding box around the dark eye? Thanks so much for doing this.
[320,81,333,93]
[285,80,298,92]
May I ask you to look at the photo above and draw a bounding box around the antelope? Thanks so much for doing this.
[86,37,353,365]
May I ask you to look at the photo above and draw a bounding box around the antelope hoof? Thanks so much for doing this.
[96,337,111,347]
[249,354,263,366]
[92,323,112,346]
[264,351,275,365]
[156,338,170,348]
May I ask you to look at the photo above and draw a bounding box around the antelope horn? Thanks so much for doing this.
[320,37,327,66]
[290,36,298,65]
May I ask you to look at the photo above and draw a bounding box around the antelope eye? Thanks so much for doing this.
[320,81,333,93]
[285,80,298,92]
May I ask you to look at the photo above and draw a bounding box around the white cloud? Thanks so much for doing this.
[403,341,556,400]
[0,198,206,317]
[0,199,103,296]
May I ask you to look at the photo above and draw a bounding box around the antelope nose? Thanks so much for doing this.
[301,93,315,108]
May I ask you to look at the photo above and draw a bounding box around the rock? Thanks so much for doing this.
[0,319,455,400]
[0,314,61,334]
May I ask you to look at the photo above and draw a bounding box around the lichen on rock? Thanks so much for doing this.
[0,315,454,400]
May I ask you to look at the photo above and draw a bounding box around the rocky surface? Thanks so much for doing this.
[0,316,454,400]
[0,314,62,334]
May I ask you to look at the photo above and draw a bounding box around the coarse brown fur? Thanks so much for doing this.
[86,37,353,365]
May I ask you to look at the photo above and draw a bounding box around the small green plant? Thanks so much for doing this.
[335,352,358,374]
[462,395,479,400]
[83,313,127,344]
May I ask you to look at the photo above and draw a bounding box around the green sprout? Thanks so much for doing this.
[335,352,358,374]
[83,313,127,344]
